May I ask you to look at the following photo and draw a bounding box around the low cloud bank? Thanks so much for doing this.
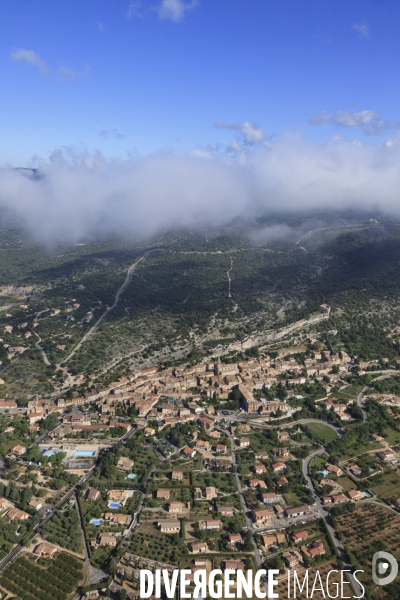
[0,134,399,244]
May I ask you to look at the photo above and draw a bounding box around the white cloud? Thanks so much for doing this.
[2,134,400,244]
[57,64,90,82]
[352,20,370,39]
[334,109,378,127]
[99,129,127,140]
[10,48,49,75]
[309,109,390,135]
[127,0,144,19]
[157,0,199,22]
[98,22,105,32]
[215,120,267,145]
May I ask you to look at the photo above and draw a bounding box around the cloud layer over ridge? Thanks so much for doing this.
[0,134,399,244]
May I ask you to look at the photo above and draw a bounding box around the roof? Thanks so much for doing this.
[332,493,348,502]
[285,504,310,515]
[348,489,364,499]
[326,463,342,472]
[158,520,181,529]
[191,541,207,550]
[291,529,308,541]
[252,508,272,518]
[277,477,289,486]
[12,445,26,453]
[7,508,29,520]
[34,543,58,556]
[262,533,285,545]
[199,519,221,527]
[107,490,128,499]
[272,462,285,469]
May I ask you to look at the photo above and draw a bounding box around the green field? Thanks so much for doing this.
[367,469,400,498]
[309,455,327,470]
[306,423,338,444]
[339,440,383,462]
[383,427,400,445]
[337,475,357,492]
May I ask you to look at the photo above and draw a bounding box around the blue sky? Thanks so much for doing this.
[1,0,399,166]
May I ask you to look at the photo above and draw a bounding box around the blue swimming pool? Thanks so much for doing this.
[109,502,121,509]
[43,449,59,457]
[90,519,103,526]
[74,450,96,457]
[126,474,137,480]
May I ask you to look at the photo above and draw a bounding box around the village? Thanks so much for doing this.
[0,318,399,600]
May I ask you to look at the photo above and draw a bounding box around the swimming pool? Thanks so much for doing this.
[126,474,137,480]
[74,450,96,457]
[109,502,121,509]
[43,449,59,457]
[90,519,103,526]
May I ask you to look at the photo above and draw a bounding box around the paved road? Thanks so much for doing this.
[0,422,142,574]
[75,493,107,585]
[358,499,400,515]
[226,429,263,565]
[0,469,94,572]
[120,443,181,549]
[356,385,370,424]
[226,427,285,599]
[303,451,365,598]
[357,373,397,424]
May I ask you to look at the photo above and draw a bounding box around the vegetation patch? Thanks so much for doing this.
[0,551,83,600]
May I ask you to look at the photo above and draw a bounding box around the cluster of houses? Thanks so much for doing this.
[282,541,325,567]
[0,323,350,425]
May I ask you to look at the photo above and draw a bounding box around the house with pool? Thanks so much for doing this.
[107,489,132,508]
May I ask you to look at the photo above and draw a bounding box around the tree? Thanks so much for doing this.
[41,413,59,432]
[27,447,40,462]
[108,557,118,577]
[243,531,254,551]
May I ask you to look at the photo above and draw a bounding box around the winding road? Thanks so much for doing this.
[299,375,400,599]
[226,427,264,568]
[357,372,398,423]
[62,250,155,364]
